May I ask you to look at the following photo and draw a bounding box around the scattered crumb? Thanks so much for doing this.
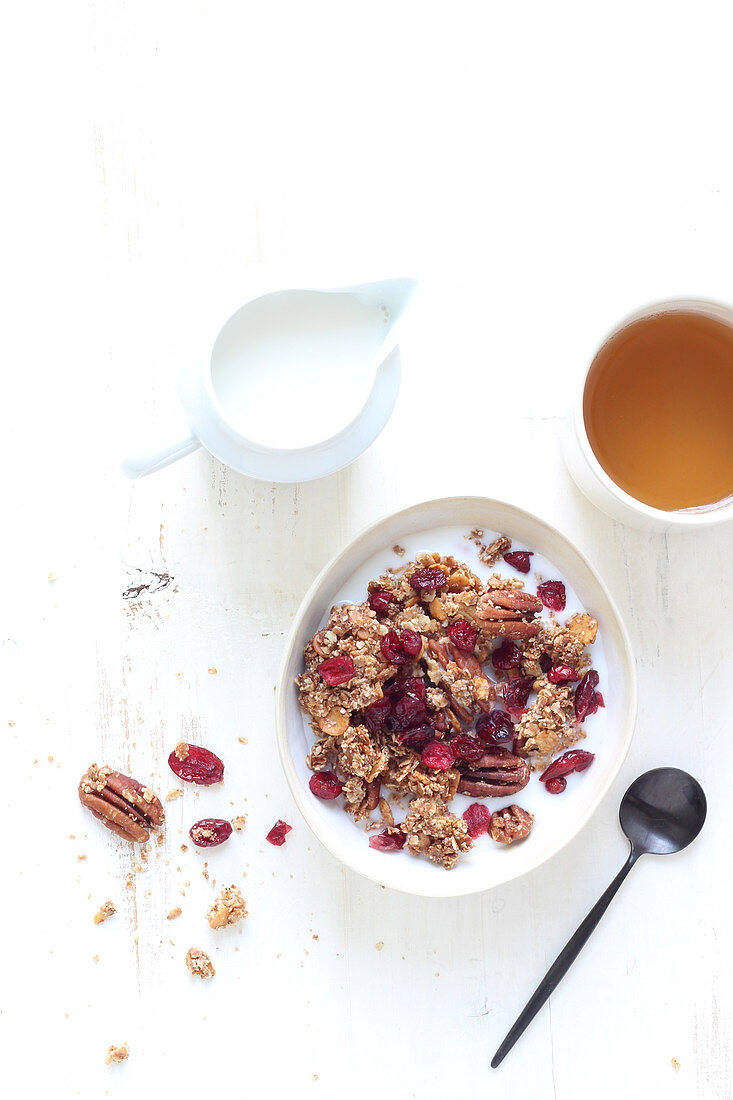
[238,737,248,745]
[47,754,54,762]
[174,742,189,761]
[186,947,215,979]
[176,671,184,679]
[92,954,99,963]
[77,854,87,862]
[312,933,319,941]
[166,788,183,802]
[312,1074,319,1081]
[392,544,405,556]
[48,572,57,583]
[375,941,384,951]
[207,885,248,930]
[232,815,247,832]
[208,668,218,675]
[167,907,182,921]
[8,720,15,727]
[180,844,188,852]
[105,1043,129,1066]
[94,900,115,925]
[671,1058,680,1071]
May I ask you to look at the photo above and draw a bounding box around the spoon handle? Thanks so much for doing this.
[491,848,639,1068]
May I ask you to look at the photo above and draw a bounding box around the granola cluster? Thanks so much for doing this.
[297,545,602,870]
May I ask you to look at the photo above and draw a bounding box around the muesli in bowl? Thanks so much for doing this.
[296,535,604,871]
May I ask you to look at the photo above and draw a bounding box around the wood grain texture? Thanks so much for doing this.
[2,1,732,1097]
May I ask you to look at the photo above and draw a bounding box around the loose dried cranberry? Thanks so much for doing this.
[381,630,409,666]
[545,777,567,794]
[492,640,522,670]
[539,652,553,673]
[168,744,224,786]
[368,589,393,615]
[409,567,447,592]
[400,677,426,701]
[548,664,581,684]
[391,693,426,730]
[462,802,492,838]
[189,818,233,847]
[503,676,533,715]
[420,740,456,770]
[574,669,601,721]
[364,695,392,732]
[266,819,292,846]
[540,749,595,784]
[448,619,478,652]
[318,655,356,686]
[309,771,343,800]
[537,580,566,611]
[369,829,406,851]
[475,709,515,745]
[449,733,485,764]
[398,724,434,750]
[503,550,533,574]
[401,630,422,657]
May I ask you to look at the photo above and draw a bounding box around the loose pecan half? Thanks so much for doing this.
[475,589,542,639]
[79,764,164,843]
[489,804,534,844]
[427,639,496,716]
[455,746,530,797]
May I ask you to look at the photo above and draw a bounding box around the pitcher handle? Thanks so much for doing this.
[120,403,200,480]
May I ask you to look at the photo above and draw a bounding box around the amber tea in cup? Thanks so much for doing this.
[583,308,733,512]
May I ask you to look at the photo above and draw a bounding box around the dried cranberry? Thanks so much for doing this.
[369,829,406,851]
[539,652,553,673]
[449,733,485,764]
[368,589,393,615]
[409,567,447,592]
[540,749,595,784]
[548,664,581,684]
[309,771,343,800]
[364,695,392,732]
[398,724,434,750]
[574,669,601,721]
[400,677,426,701]
[475,709,514,745]
[189,818,233,847]
[401,630,422,657]
[420,740,456,770]
[381,630,409,666]
[318,655,356,686]
[537,580,566,611]
[448,619,478,652]
[462,802,492,838]
[168,744,224,786]
[492,640,522,670]
[503,676,533,715]
[391,694,426,730]
[545,777,567,794]
[266,819,292,846]
[503,550,533,574]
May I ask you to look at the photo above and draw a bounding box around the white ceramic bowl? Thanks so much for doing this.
[276,497,637,898]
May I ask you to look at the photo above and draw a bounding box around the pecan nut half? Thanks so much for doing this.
[456,746,530,797]
[79,764,165,843]
[475,589,542,639]
[489,804,534,844]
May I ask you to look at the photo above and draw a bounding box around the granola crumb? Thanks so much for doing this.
[186,947,215,978]
[375,941,384,951]
[77,853,87,861]
[671,1058,680,1071]
[207,885,248,930]
[94,900,115,925]
[232,815,248,832]
[167,907,182,921]
[208,667,218,674]
[105,1042,129,1065]
[392,544,405,556]
[238,736,248,745]
[165,786,184,802]
[174,742,189,761]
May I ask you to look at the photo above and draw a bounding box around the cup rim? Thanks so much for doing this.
[573,296,733,527]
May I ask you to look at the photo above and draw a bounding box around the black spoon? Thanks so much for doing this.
[491,767,707,1068]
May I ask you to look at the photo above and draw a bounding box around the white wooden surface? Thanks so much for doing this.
[2,2,732,1096]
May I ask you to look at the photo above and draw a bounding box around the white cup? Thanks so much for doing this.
[563,296,733,532]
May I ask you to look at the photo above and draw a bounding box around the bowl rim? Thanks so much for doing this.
[275,495,638,897]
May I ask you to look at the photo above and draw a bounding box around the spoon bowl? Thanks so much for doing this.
[620,766,707,856]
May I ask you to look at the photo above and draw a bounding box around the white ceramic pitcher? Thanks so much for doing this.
[121,277,417,482]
